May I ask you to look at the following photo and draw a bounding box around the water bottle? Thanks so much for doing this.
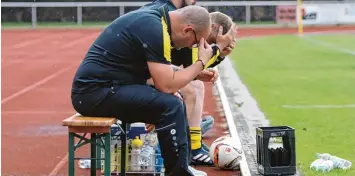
[130,136,144,172]
[310,159,321,171]
[78,159,91,169]
[316,153,352,170]
[155,143,164,173]
[323,160,335,172]
[310,159,334,173]
[139,131,158,171]
[110,124,121,172]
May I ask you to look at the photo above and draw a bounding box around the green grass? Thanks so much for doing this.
[231,34,355,175]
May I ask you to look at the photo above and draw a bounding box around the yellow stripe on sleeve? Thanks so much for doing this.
[192,47,199,64]
[161,17,171,62]
[192,47,221,69]
[205,49,220,68]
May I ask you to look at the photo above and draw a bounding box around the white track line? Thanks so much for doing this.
[48,153,69,176]
[301,36,355,56]
[215,66,252,176]
[1,65,74,104]
[9,33,64,49]
[282,104,355,109]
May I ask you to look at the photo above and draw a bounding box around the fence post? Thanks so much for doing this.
[245,5,251,24]
[77,6,82,25]
[119,5,125,16]
[31,6,37,28]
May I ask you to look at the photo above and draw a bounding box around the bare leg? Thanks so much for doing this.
[180,82,202,151]
[190,80,205,126]
[190,80,214,137]
[180,82,197,126]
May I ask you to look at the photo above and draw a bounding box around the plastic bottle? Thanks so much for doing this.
[130,136,144,172]
[323,160,335,172]
[78,159,91,169]
[310,159,334,173]
[110,124,121,172]
[139,131,158,172]
[316,153,352,170]
[310,159,321,171]
[155,143,164,173]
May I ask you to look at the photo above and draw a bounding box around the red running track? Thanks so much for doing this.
[2,25,355,175]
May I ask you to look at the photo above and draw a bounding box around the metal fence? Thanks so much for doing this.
[1,1,351,28]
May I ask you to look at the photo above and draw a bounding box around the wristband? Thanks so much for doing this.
[213,45,221,56]
[218,56,225,60]
[196,59,205,70]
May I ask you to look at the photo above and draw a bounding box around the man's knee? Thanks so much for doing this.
[191,80,204,91]
[180,83,197,102]
[191,80,204,97]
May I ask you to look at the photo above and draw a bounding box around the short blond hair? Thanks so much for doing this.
[210,12,233,35]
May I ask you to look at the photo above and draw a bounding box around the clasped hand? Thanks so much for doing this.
[195,68,218,83]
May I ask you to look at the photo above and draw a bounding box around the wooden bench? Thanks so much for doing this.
[62,113,128,176]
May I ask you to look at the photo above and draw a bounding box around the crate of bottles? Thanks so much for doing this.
[100,122,165,175]
[256,126,296,176]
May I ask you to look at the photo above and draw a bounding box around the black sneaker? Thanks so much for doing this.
[191,147,214,166]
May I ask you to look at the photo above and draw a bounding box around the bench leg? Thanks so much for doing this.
[104,132,111,176]
[91,133,97,176]
[68,132,75,176]
[96,138,101,170]
[121,122,127,176]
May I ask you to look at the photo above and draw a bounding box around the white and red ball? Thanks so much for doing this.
[209,135,243,170]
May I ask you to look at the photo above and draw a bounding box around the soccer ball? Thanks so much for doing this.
[209,135,243,170]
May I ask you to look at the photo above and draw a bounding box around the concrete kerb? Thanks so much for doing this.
[215,56,302,176]
[215,66,252,176]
